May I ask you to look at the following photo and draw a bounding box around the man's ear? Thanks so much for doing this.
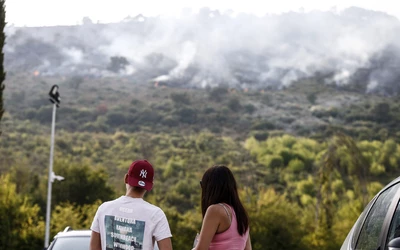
[124,174,128,184]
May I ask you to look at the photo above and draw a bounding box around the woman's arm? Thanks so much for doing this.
[244,234,252,250]
[192,205,221,250]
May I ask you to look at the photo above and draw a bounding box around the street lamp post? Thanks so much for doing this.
[44,85,62,249]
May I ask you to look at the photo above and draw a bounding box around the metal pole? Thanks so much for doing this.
[44,103,57,249]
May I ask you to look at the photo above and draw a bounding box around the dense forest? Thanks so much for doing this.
[1,72,400,249]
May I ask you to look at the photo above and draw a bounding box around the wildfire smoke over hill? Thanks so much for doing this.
[4,7,400,95]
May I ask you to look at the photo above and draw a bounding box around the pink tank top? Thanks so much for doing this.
[209,204,249,250]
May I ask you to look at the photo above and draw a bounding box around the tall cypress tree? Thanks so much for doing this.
[0,0,5,135]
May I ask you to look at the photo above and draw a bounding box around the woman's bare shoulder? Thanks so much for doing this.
[206,204,227,216]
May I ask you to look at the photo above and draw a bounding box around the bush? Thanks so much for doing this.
[106,112,128,126]
[33,106,53,124]
[170,92,191,105]
[136,109,163,124]
[107,56,129,73]
[371,102,391,122]
[203,107,215,114]
[208,87,228,101]
[307,93,317,104]
[244,104,256,114]
[288,159,305,173]
[370,162,385,176]
[252,131,269,141]
[264,155,284,169]
[227,97,242,112]
[163,116,180,127]
[252,121,276,130]
[174,107,198,124]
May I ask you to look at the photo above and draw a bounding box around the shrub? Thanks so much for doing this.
[208,86,228,101]
[170,92,191,105]
[370,162,385,176]
[174,107,198,124]
[252,131,269,141]
[252,121,275,130]
[244,104,256,114]
[106,112,128,126]
[227,97,242,112]
[288,159,305,173]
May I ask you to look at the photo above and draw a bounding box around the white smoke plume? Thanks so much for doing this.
[4,7,400,94]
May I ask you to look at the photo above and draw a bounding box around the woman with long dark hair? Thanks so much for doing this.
[192,165,252,250]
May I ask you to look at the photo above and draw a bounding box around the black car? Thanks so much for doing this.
[341,176,400,250]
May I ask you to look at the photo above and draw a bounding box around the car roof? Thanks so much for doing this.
[54,229,91,238]
[380,176,400,194]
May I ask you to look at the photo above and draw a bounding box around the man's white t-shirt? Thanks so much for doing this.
[91,196,172,250]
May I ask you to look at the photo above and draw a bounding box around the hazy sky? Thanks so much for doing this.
[6,0,400,26]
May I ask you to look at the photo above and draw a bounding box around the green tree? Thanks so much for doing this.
[311,133,369,250]
[371,102,391,122]
[248,188,308,250]
[52,160,115,206]
[107,56,129,73]
[0,174,44,249]
[0,0,6,135]
[51,201,101,235]
[163,208,201,250]
[227,97,242,111]
[378,139,398,171]
[170,92,191,105]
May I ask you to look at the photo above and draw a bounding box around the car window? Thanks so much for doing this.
[50,236,90,250]
[351,198,375,247]
[387,200,400,244]
[356,183,400,250]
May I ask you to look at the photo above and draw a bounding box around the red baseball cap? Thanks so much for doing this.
[127,160,154,191]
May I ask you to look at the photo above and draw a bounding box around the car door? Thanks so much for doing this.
[383,198,400,249]
[354,182,400,250]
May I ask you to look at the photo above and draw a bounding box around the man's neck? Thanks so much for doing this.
[125,190,145,199]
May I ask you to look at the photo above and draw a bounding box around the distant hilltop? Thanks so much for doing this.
[4,7,400,95]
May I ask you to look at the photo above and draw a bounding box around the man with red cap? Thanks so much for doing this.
[90,160,173,250]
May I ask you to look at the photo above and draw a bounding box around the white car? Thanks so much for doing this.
[47,227,90,250]
[47,227,160,250]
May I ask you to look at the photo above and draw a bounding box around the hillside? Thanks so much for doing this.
[2,6,400,250]
[3,73,400,142]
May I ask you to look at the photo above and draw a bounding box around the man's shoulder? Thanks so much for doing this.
[141,201,170,221]
[141,200,164,213]
[98,197,166,217]
[98,197,123,209]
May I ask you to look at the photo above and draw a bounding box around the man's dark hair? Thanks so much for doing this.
[201,165,249,235]
[132,186,147,193]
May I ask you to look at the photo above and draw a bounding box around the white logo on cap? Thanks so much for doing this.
[138,181,146,187]
[140,169,147,178]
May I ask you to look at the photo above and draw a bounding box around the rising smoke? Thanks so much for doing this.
[4,7,400,94]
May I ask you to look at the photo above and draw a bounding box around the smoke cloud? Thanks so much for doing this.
[4,7,400,94]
